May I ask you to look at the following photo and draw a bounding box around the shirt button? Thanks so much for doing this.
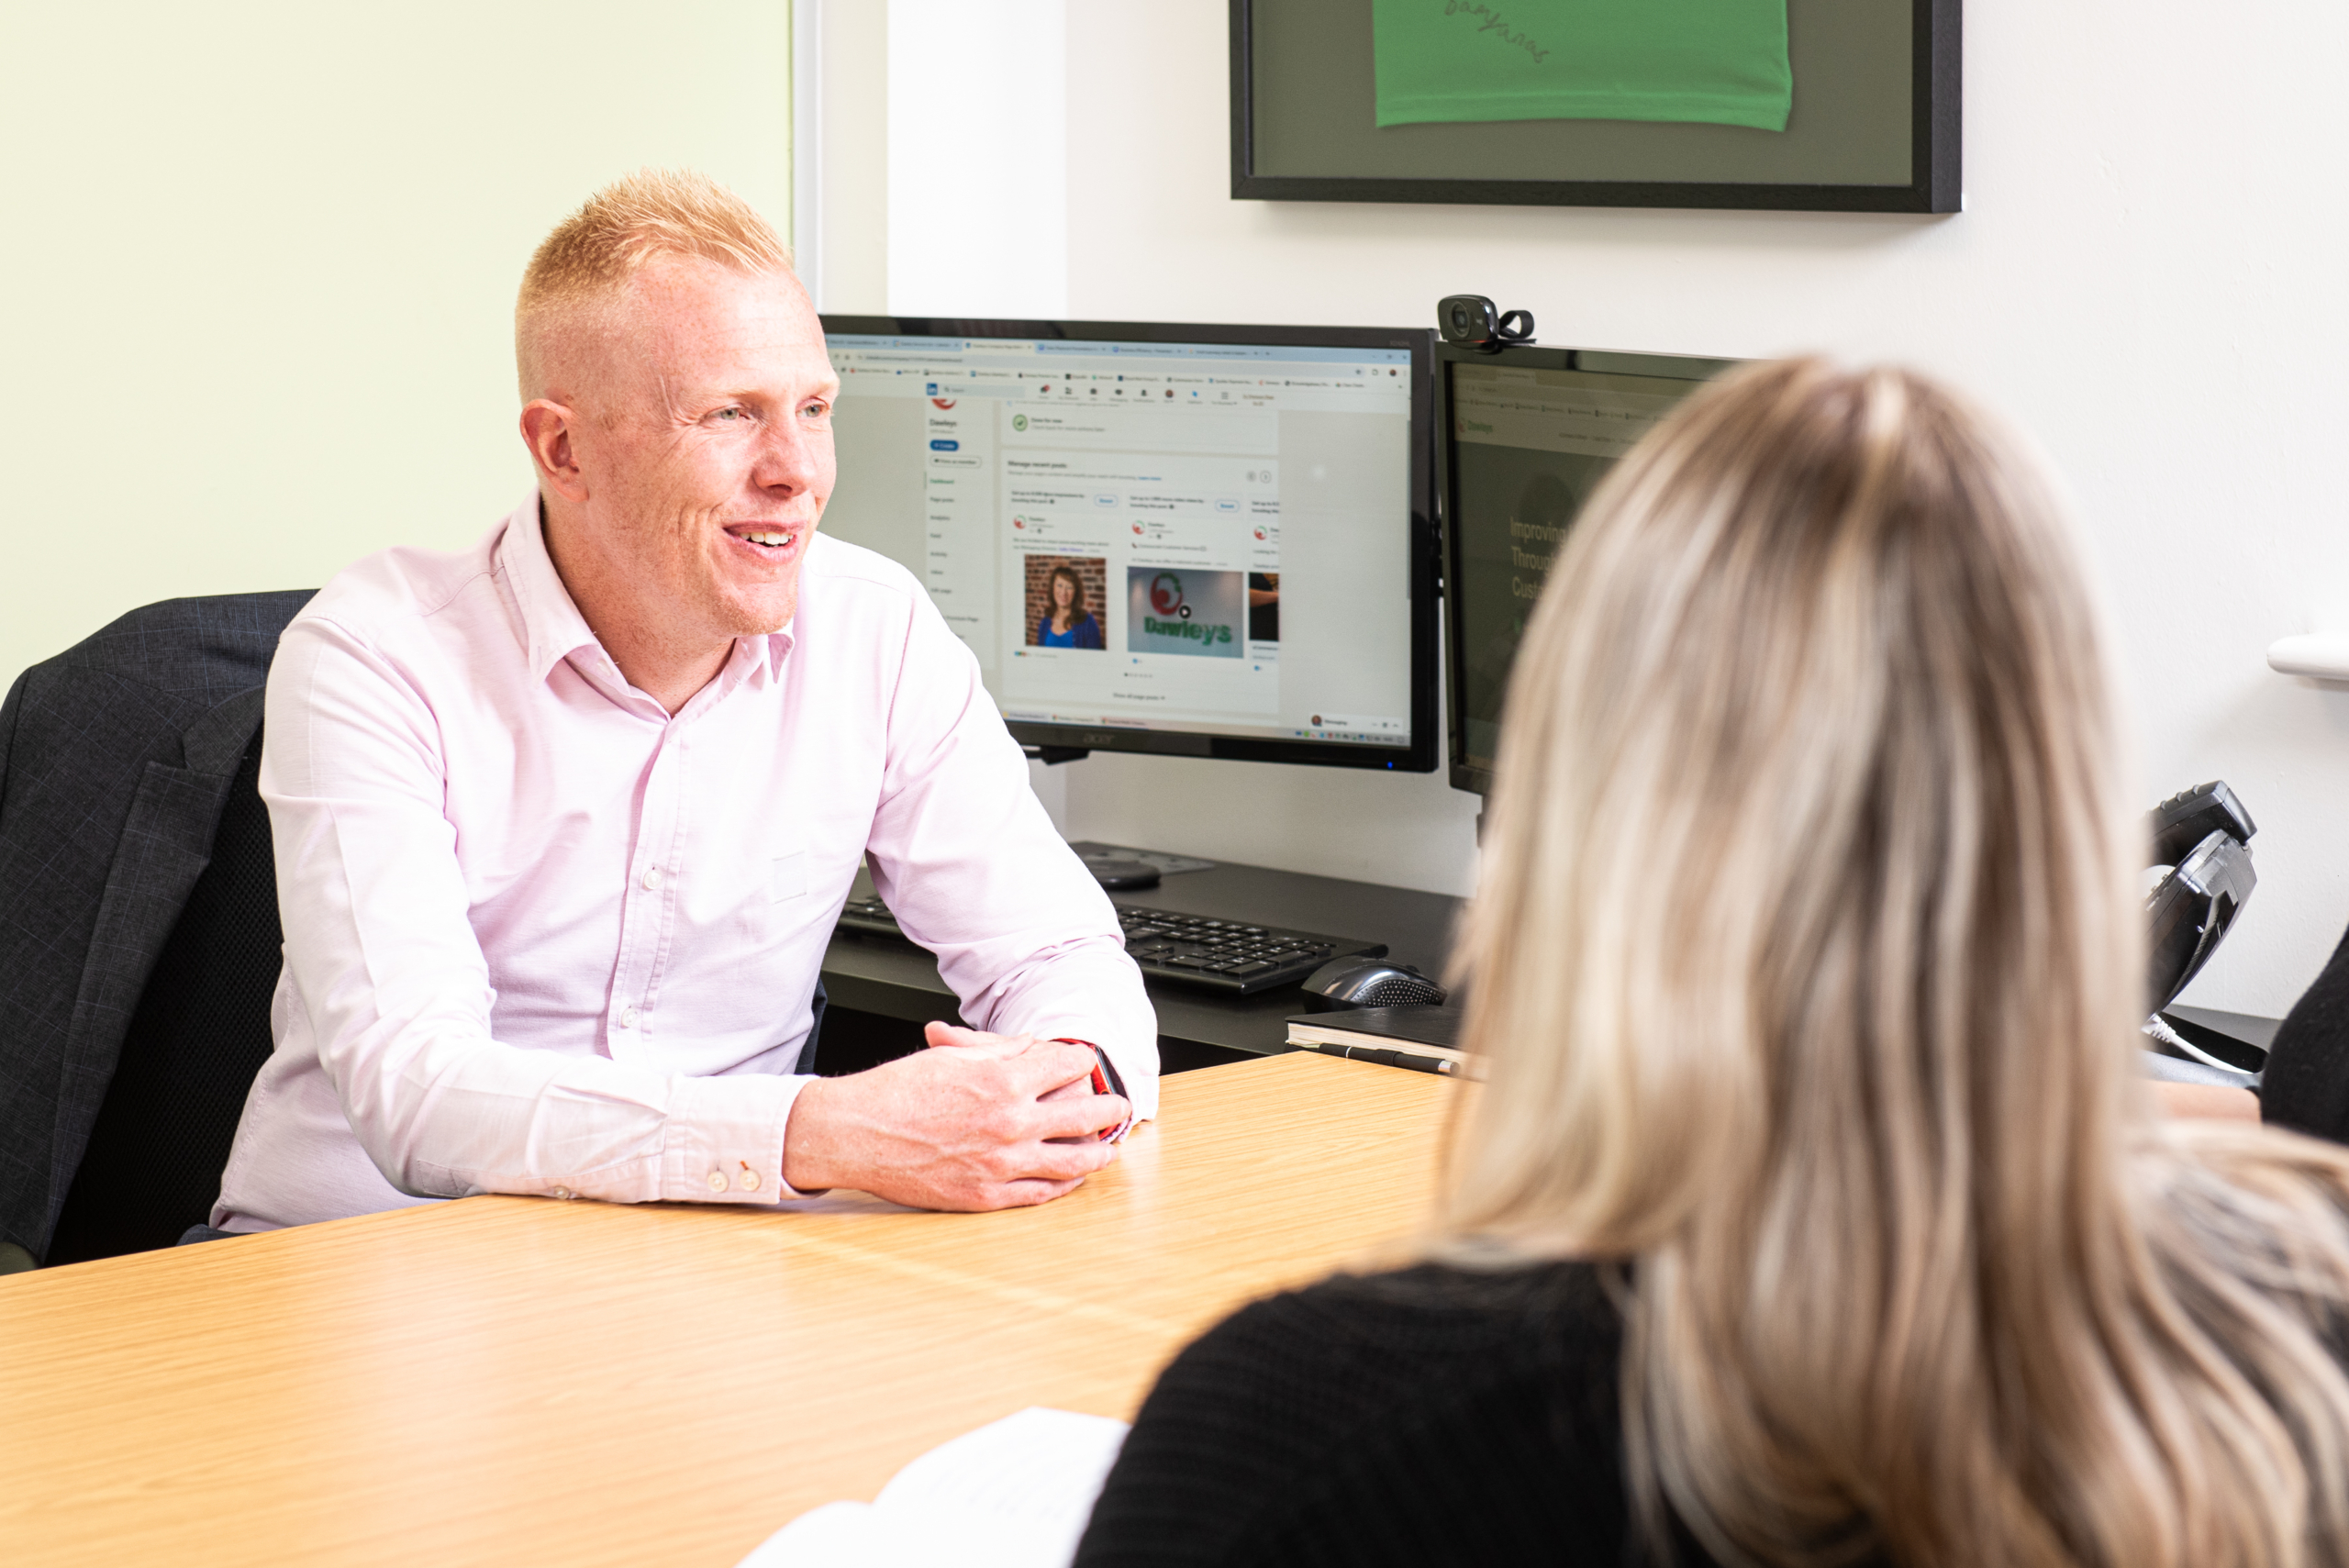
[740,1169,761,1192]
[618,1006,640,1029]
[642,866,663,891]
[552,1187,572,1201]
[707,1169,729,1194]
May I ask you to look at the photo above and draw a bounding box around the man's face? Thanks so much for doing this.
[561,261,838,641]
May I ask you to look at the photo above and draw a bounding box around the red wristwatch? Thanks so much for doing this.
[1053,1039,1132,1142]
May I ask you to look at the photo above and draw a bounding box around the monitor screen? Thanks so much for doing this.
[1440,345,1739,795]
[819,317,1437,771]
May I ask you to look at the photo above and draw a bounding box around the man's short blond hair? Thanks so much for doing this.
[516,169,794,397]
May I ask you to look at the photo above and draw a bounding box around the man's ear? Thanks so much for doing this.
[519,400,591,503]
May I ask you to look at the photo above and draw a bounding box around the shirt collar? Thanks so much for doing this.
[495,493,799,692]
[497,494,605,686]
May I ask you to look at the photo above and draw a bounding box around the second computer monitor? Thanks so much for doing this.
[818,317,1437,772]
[1440,344,1739,795]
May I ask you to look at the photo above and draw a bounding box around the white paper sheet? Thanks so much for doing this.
[738,1407,1130,1568]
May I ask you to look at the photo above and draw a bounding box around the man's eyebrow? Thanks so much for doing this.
[676,375,838,410]
[690,386,772,407]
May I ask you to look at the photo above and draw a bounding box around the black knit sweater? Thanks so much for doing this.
[1073,1260,1717,1568]
[1075,997,2349,1567]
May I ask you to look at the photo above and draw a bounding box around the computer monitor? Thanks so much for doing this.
[818,317,1438,772]
[1439,343,1739,795]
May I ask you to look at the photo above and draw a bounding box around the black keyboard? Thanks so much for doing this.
[834,897,1386,995]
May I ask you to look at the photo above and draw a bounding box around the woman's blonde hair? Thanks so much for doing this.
[1446,358,2349,1567]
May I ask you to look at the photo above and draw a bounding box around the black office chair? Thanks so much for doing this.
[2256,922,2349,1144]
[42,728,284,1262]
[0,590,312,1270]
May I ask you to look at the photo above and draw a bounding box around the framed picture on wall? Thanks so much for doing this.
[1230,0,1960,213]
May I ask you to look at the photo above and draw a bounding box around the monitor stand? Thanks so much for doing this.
[1077,855,1160,891]
[1069,842,1217,893]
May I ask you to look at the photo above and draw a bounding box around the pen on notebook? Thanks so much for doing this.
[1297,1041,1457,1076]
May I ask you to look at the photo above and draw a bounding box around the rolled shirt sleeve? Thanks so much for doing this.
[863,593,1161,1120]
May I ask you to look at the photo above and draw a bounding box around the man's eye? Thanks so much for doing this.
[801,402,829,419]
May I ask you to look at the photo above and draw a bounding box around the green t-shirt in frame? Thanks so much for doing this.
[1372,0,1792,133]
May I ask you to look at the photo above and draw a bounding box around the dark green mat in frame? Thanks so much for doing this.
[1230,0,1960,213]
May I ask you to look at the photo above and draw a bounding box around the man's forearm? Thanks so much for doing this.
[781,1031,1128,1209]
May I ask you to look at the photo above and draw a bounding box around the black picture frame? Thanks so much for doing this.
[1230,0,1960,214]
[822,314,1442,774]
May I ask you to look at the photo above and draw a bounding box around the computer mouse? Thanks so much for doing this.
[1300,955,1448,1011]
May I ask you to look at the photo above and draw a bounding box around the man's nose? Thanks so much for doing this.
[754,417,820,493]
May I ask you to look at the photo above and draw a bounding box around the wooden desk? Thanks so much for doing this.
[0,1052,1455,1567]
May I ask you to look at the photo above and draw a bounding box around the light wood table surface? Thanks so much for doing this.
[1,1051,1456,1567]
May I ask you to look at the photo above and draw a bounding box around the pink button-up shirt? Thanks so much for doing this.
[214,497,1156,1231]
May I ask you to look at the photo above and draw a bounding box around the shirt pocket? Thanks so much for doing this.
[769,849,809,904]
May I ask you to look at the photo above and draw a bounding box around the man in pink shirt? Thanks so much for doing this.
[210,172,1154,1232]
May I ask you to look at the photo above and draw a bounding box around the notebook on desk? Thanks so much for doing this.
[1286,1005,1476,1076]
[740,1407,1128,1568]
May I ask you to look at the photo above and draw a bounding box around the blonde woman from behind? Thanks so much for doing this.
[1074,360,2349,1568]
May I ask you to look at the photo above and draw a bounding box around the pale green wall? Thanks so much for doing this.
[0,3,792,691]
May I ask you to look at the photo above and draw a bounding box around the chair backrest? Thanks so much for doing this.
[2259,920,2349,1145]
[0,588,312,1268]
[42,730,283,1263]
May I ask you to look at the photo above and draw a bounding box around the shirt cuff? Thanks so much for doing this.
[661,1071,822,1204]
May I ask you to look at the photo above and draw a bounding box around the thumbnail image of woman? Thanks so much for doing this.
[1034,564,1104,650]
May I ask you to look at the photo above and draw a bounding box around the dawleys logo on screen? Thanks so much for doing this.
[1129,565,1241,657]
[1141,573,1232,646]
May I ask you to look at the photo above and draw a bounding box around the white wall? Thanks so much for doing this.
[806,0,890,315]
[0,2,793,695]
[878,1,2349,1018]
[886,0,1068,318]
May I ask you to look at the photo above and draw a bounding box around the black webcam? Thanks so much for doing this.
[1438,295,1535,352]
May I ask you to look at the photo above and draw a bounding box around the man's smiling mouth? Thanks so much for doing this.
[727,524,800,553]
